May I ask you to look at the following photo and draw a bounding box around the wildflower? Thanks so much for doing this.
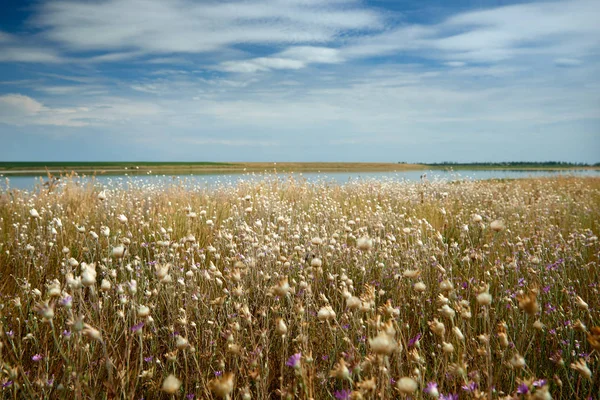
[347,296,361,310]
[137,305,150,318]
[272,277,290,297]
[477,284,492,306]
[208,372,234,398]
[81,263,97,287]
[439,279,453,293]
[461,381,477,392]
[369,331,397,355]
[98,190,107,201]
[587,326,600,350]
[572,319,586,332]
[357,237,373,251]
[517,290,539,316]
[516,383,529,394]
[429,319,445,338]
[533,320,545,331]
[453,327,464,342]
[286,353,301,369]
[317,306,336,321]
[330,358,350,380]
[570,358,591,380]
[439,394,458,400]
[275,318,287,336]
[100,226,110,237]
[424,382,439,398]
[490,220,505,232]
[162,374,182,394]
[59,295,73,309]
[472,214,482,223]
[408,333,422,348]
[82,324,102,342]
[32,354,43,362]
[575,296,588,310]
[334,389,351,400]
[30,208,40,218]
[175,335,190,350]
[396,377,417,394]
[34,301,54,321]
[414,281,426,292]
[510,353,526,369]
[117,214,128,224]
[112,245,125,259]
[100,279,112,292]
[46,280,61,297]
[442,342,454,354]
[439,304,455,319]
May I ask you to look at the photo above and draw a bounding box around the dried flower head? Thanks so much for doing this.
[162,374,181,394]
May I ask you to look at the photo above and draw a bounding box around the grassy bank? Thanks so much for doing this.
[0,176,599,398]
[0,162,426,176]
[1,162,597,177]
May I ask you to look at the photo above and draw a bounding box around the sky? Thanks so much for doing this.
[0,0,599,163]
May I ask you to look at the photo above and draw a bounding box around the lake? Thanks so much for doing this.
[2,169,599,191]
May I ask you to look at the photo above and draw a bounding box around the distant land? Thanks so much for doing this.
[0,161,598,176]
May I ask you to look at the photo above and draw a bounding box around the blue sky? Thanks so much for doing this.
[0,0,598,162]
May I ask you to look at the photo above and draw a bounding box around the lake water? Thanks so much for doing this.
[2,169,599,191]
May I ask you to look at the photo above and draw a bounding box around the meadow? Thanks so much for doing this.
[0,176,598,399]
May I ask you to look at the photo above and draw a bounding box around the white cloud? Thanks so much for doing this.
[33,0,381,55]
[220,57,306,73]
[0,94,44,116]
[0,93,162,127]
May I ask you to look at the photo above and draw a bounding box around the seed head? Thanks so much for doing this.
[209,372,234,398]
[162,374,181,394]
[369,331,397,355]
[396,377,418,395]
[570,358,591,380]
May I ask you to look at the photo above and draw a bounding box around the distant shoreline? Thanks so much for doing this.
[0,162,598,176]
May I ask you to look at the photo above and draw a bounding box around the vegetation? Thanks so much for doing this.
[0,176,599,399]
[422,161,598,170]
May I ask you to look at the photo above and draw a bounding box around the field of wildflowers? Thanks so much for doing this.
[0,176,598,399]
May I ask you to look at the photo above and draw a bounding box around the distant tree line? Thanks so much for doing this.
[404,161,598,167]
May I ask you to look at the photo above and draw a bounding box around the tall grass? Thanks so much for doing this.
[0,176,598,399]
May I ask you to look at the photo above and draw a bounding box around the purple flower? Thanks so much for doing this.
[440,394,458,400]
[533,379,547,387]
[214,371,223,377]
[131,322,144,333]
[462,381,477,392]
[2,381,13,388]
[424,382,439,395]
[144,356,153,362]
[408,333,422,348]
[32,354,43,362]
[517,383,529,394]
[62,330,71,337]
[59,295,73,307]
[286,353,302,368]
[542,285,551,294]
[186,394,195,400]
[334,389,351,400]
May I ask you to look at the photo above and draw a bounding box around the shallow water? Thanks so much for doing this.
[1,169,599,191]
